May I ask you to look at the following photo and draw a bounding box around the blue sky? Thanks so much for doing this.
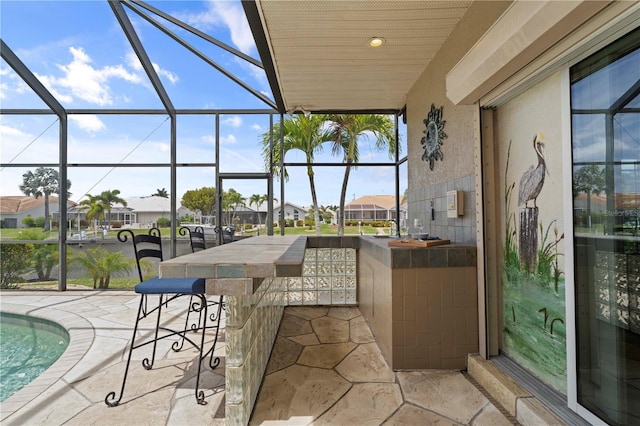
[0,0,407,208]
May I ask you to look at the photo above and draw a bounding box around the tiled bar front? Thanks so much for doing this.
[225,276,286,425]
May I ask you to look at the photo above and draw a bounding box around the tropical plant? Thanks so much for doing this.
[260,114,332,235]
[152,188,169,198]
[249,193,268,227]
[20,167,72,231]
[79,194,106,232]
[0,244,31,288]
[319,205,333,224]
[573,164,605,228]
[223,188,245,226]
[19,229,58,281]
[327,114,397,235]
[100,189,127,230]
[181,187,216,218]
[69,246,134,289]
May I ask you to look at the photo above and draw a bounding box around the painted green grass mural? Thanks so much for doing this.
[502,139,567,393]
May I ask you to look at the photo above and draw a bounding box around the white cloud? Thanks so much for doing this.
[0,124,28,137]
[126,51,144,71]
[179,1,256,55]
[43,46,143,106]
[153,64,179,84]
[126,51,179,85]
[251,123,263,131]
[69,115,106,133]
[34,73,74,103]
[222,116,242,127]
[202,135,216,144]
[220,134,237,144]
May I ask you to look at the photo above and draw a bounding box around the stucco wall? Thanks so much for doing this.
[405,1,510,243]
[494,70,567,392]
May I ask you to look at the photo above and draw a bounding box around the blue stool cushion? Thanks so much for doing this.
[135,277,205,294]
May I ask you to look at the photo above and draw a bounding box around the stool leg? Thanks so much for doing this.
[142,294,163,370]
[174,295,199,352]
[206,296,223,369]
[194,294,208,405]
[105,295,145,407]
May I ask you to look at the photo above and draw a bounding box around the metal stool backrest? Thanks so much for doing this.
[117,228,163,283]
[179,226,206,252]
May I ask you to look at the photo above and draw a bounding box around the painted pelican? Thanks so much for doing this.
[518,133,547,208]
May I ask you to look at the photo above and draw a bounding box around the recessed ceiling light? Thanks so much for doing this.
[368,37,385,48]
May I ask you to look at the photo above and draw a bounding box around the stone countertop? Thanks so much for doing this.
[159,235,307,283]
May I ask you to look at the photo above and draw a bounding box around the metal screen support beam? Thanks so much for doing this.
[109,0,179,254]
[109,0,175,116]
[267,114,274,235]
[279,113,285,235]
[394,113,401,237]
[1,39,70,291]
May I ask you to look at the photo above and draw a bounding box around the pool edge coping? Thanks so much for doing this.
[0,302,94,423]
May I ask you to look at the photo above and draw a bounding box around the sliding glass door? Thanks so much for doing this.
[571,28,640,425]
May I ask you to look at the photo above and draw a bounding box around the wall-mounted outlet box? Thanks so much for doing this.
[447,190,463,218]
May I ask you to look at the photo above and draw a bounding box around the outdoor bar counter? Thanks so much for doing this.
[159,235,305,425]
[159,234,477,425]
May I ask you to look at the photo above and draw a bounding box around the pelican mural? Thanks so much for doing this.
[518,132,548,271]
[518,133,547,208]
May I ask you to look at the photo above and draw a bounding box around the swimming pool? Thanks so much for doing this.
[0,312,70,402]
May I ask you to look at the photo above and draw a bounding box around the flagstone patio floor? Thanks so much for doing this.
[1,291,517,425]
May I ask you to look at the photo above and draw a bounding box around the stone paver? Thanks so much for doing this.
[251,307,515,425]
[2,293,514,426]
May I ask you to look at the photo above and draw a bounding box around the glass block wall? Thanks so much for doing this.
[285,248,357,306]
[594,251,640,332]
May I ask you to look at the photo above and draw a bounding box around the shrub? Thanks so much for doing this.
[35,217,46,228]
[0,243,32,288]
[80,219,90,228]
[22,217,36,227]
[156,217,171,228]
[286,219,295,228]
[304,215,315,228]
[179,215,195,223]
[296,220,304,227]
[111,221,122,229]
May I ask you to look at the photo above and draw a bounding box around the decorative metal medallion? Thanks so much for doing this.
[421,103,447,170]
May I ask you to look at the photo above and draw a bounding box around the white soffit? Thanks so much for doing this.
[446,0,612,106]
[254,0,472,112]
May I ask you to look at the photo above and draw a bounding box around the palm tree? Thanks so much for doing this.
[79,194,106,233]
[327,114,396,235]
[573,164,606,228]
[152,188,169,198]
[100,189,127,230]
[223,189,245,226]
[260,114,333,235]
[20,167,72,231]
[249,193,268,227]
